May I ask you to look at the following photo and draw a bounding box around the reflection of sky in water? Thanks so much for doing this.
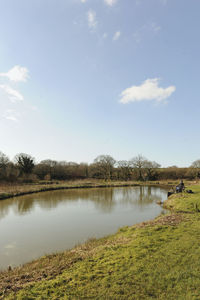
[0,186,168,270]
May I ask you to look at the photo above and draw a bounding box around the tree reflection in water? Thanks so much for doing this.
[0,186,168,270]
[0,186,168,220]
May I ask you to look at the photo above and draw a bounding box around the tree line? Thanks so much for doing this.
[0,151,200,183]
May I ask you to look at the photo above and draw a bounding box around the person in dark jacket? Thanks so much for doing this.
[176,180,185,193]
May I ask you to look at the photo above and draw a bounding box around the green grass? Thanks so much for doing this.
[164,184,200,212]
[2,184,200,299]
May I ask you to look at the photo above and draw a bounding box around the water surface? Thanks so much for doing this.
[0,186,167,270]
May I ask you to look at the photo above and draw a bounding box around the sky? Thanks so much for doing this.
[0,0,200,167]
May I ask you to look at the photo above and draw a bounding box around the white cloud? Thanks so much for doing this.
[104,0,117,6]
[0,65,31,123]
[87,10,97,30]
[0,84,24,102]
[113,31,121,41]
[3,110,19,122]
[0,65,29,82]
[120,78,176,104]
[81,0,86,2]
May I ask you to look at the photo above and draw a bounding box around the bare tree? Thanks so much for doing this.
[130,155,146,181]
[39,159,58,179]
[0,151,10,180]
[190,159,200,178]
[143,160,161,181]
[0,151,9,168]
[191,159,200,169]
[94,155,116,181]
[40,159,58,167]
[117,160,132,181]
[15,153,35,175]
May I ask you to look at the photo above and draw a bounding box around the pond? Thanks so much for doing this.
[0,186,168,270]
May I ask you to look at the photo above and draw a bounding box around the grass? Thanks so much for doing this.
[1,183,200,299]
[0,179,136,200]
[0,179,177,201]
[164,184,200,213]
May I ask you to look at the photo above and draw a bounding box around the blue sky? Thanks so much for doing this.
[0,0,199,167]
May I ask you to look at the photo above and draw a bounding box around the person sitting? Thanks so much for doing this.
[176,180,185,193]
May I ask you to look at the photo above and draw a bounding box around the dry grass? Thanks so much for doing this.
[0,179,175,201]
[135,213,185,228]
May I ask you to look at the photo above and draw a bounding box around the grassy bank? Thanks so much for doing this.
[0,180,138,201]
[0,179,177,201]
[1,183,200,299]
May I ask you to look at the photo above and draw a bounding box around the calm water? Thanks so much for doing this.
[0,186,167,270]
